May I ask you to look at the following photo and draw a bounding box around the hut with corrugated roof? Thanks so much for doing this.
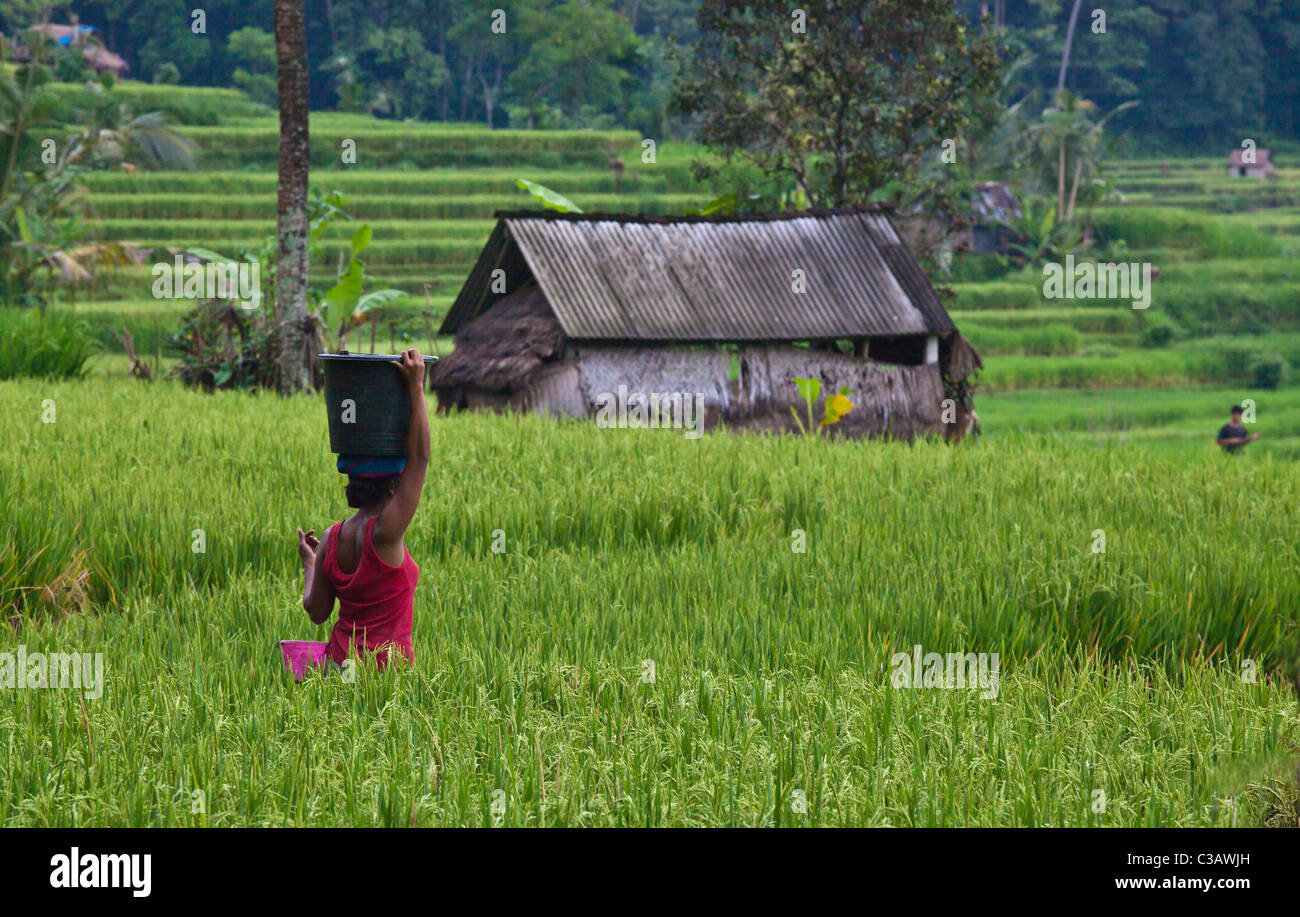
[18,24,130,76]
[1227,148,1275,179]
[429,206,981,438]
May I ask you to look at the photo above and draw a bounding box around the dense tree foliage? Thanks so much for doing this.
[957,0,1300,150]
[0,0,1295,148]
[12,0,697,135]
[672,0,1004,208]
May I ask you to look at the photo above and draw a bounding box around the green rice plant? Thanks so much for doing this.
[171,121,641,169]
[953,275,1300,338]
[3,378,1297,663]
[1094,207,1281,259]
[1153,283,1300,335]
[960,323,1081,356]
[1,377,1297,826]
[44,80,266,126]
[983,350,1198,389]
[85,192,703,222]
[93,218,496,243]
[982,383,1300,458]
[1225,212,1300,236]
[65,308,177,355]
[950,308,1138,334]
[80,167,697,196]
[982,335,1300,390]
[1159,257,1300,285]
[0,310,96,379]
[951,282,1047,312]
[54,269,463,303]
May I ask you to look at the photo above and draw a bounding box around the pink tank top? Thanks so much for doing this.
[321,516,418,669]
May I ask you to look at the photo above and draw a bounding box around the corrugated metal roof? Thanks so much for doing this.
[1228,148,1272,167]
[441,206,956,342]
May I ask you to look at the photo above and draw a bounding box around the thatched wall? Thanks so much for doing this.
[432,297,950,437]
[429,282,563,397]
[558,343,944,438]
[731,345,943,438]
[573,346,732,428]
[513,361,587,417]
[464,389,512,412]
[942,332,983,383]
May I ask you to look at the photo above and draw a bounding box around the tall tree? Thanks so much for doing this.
[228,26,278,106]
[1055,0,1082,91]
[447,0,527,128]
[993,89,1136,226]
[507,0,639,128]
[672,0,1002,208]
[274,0,312,393]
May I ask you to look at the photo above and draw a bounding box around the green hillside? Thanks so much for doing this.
[28,83,1300,414]
[50,100,707,355]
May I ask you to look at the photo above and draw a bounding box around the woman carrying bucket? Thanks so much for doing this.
[288,349,430,678]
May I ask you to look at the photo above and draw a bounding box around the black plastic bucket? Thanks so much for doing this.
[319,353,436,456]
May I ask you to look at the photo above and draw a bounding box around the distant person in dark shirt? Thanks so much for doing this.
[1216,405,1259,453]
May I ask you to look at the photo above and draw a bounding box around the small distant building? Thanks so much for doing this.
[1227,148,1275,179]
[16,24,129,77]
[429,207,982,439]
[967,181,1023,254]
[895,182,1023,266]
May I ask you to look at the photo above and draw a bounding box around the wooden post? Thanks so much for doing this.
[423,283,437,355]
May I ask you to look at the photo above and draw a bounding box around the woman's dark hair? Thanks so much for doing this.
[345,474,400,508]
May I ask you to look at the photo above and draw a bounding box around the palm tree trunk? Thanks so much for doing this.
[274,0,312,394]
[1066,156,1084,223]
[1058,141,1066,221]
[1056,0,1084,92]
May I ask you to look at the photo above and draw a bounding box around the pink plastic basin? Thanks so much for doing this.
[279,640,329,682]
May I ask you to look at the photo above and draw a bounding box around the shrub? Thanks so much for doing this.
[1140,323,1176,348]
[1250,353,1287,390]
[1216,343,1258,381]
[153,62,180,85]
[948,254,1015,283]
[169,300,283,391]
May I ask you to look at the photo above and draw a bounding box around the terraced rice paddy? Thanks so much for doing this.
[47,104,1298,396]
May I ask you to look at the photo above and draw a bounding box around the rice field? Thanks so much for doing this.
[1,378,1298,826]
[5,89,1300,828]
[978,335,1300,392]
